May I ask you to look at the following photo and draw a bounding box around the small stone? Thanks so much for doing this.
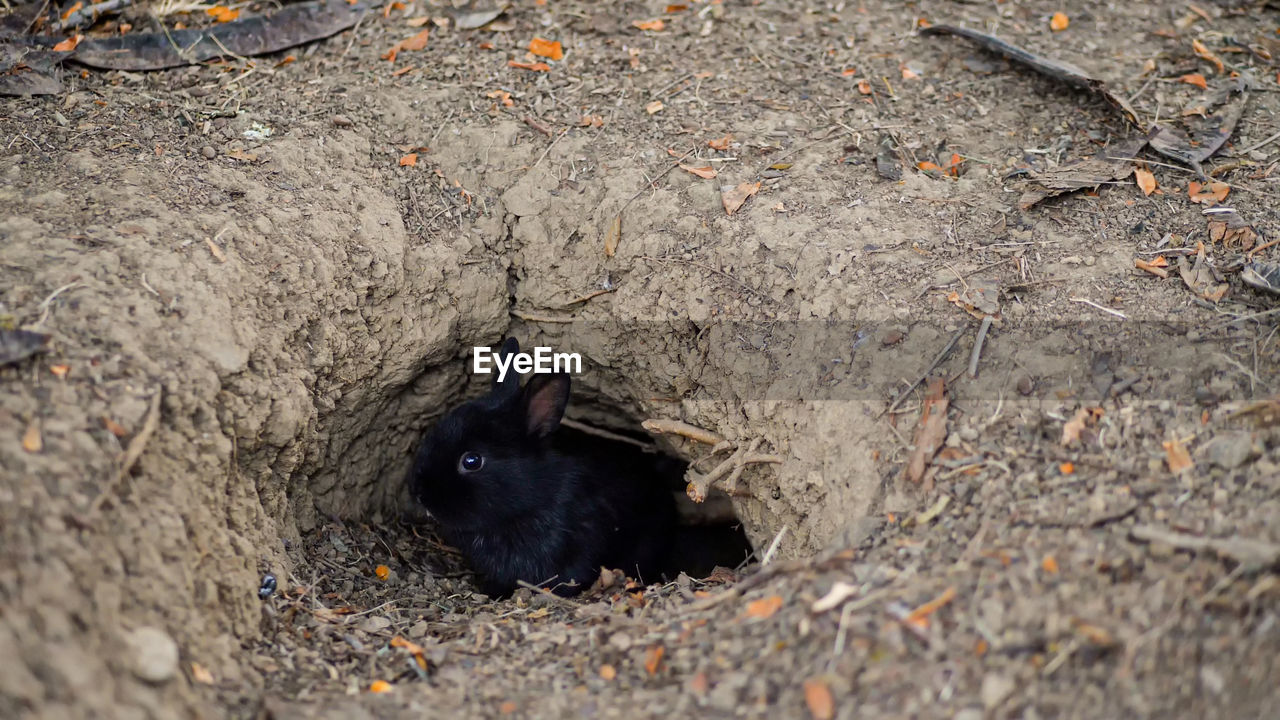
[981,673,1015,710]
[409,621,430,639]
[201,145,216,160]
[1061,255,1083,266]
[1185,329,1201,342]
[126,627,179,684]
[954,710,984,720]
[1206,432,1256,470]
[332,115,353,127]
[360,616,392,633]
[1200,666,1225,695]
[1083,255,1096,266]
[608,632,632,651]
[1015,374,1034,396]
[881,329,905,346]
[893,308,910,321]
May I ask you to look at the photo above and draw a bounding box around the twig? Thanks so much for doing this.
[1129,525,1280,568]
[879,326,967,417]
[515,580,578,607]
[641,418,725,445]
[1070,297,1128,319]
[533,128,569,168]
[622,147,697,210]
[563,288,616,306]
[522,115,553,137]
[1238,129,1280,156]
[968,315,993,378]
[560,418,652,450]
[760,525,788,566]
[59,0,135,30]
[88,388,162,515]
[509,309,575,323]
[29,281,84,329]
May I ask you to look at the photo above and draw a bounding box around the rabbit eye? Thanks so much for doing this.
[458,451,484,473]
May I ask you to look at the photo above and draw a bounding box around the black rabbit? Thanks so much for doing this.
[407,338,677,597]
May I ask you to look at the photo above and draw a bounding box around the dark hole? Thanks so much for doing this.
[552,425,754,582]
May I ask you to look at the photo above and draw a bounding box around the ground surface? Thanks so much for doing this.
[2,0,1280,718]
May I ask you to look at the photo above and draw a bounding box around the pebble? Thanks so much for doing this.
[608,632,632,651]
[1060,255,1083,266]
[201,145,216,160]
[881,329,905,346]
[980,673,1015,709]
[1015,374,1034,396]
[1207,432,1256,470]
[1083,255,1096,266]
[126,626,179,684]
[360,616,392,633]
[332,115,353,127]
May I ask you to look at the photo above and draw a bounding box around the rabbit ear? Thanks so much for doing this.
[522,373,570,439]
[490,337,522,404]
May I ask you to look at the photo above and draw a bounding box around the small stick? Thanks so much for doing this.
[622,147,697,210]
[509,309,574,323]
[89,388,162,515]
[1070,297,1128,319]
[562,288,615,306]
[515,580,578,607]
[968,315,993,379]
[522,115,553,137]
[879,327,967,417]
[641,418,724,445]
[533,128,569,169]
[760,525,788,566]
[560,418,652,450]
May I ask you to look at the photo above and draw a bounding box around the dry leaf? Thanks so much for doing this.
[1134,166,1156,196]
[101,416,128,438]
[856,79,872,94]
[679,164,717,179]
[645,100,664,114]
[383,28,430,63]
[689,671,709,695]
[643,645,665,675]
[599,664,616,680]
[903,377,948,485]
[206,6,240,23]
[1042,555,1059,574]
[1193,38,1225,74]
[721,181,760,215]
[666,4,689,12]
[1049,12,1069,31]
[904,586,957,627]
[508,60,551,72]
[369,680,392,693]
[1061,406,1102,446]
[811,581,859,613]
[604,214,621,257]
[60,1,83,20]
[399,153,418,167]
[498,702,517,715]
[744,595,783,619]
[1163,437,1194,473]
[374,565,390,580]
[579,114,604,127]
[803,679,835,720]
[1188,180,1229,204]
[707,134,733,150]
[633,19,665,31]
[900,64,920,80]
[1179,73,1209,90]
[49,364,70,378]
[917,160,943,174]
[528,37,563,61]
[52,34,83,52]
[406,16,430,27]
[190,662,215,684]
[22,421,42,453]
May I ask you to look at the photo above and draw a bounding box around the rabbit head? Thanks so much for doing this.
[408,338,571,531]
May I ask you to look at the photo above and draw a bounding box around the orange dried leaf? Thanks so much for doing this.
[276,55,297,67]
[1193,38,1225,74]
[101,416,128,438]
[399,153,418,167]
[21,421,42,453]
[665,4,689,12]
[643,645,665,676]
[905,586,956,627]
[508,60,551,72]
[1180,73,1209,90]
[721,181,761,215]
[707,134,733,150]
[374,565,390,580]
[1042,555,1060,574]
[803,679,835,720]
[382,1,406,19]
[50,364,70,378]
[840,67,857,76]
[645,100,664,114]
[369,680,392,693]
[401,29,430,51]
[599,664,617,680]
[744,595,783,619]
[52,34,82,52]
[679,164,717,179]
[1163,437,1194,473]
[206,6,240,23]
[900,64,920,80]
[528,37,564,61]
[61,1,83,20]
[498,701,517,715]
[1134,166,1156,196]
[633,19,665,31]
[917,160,943,173]
[1049,12,1069,31]
[1058,462,1074,475]
[1149,255,1169,268]
[1188,180,1229,204]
